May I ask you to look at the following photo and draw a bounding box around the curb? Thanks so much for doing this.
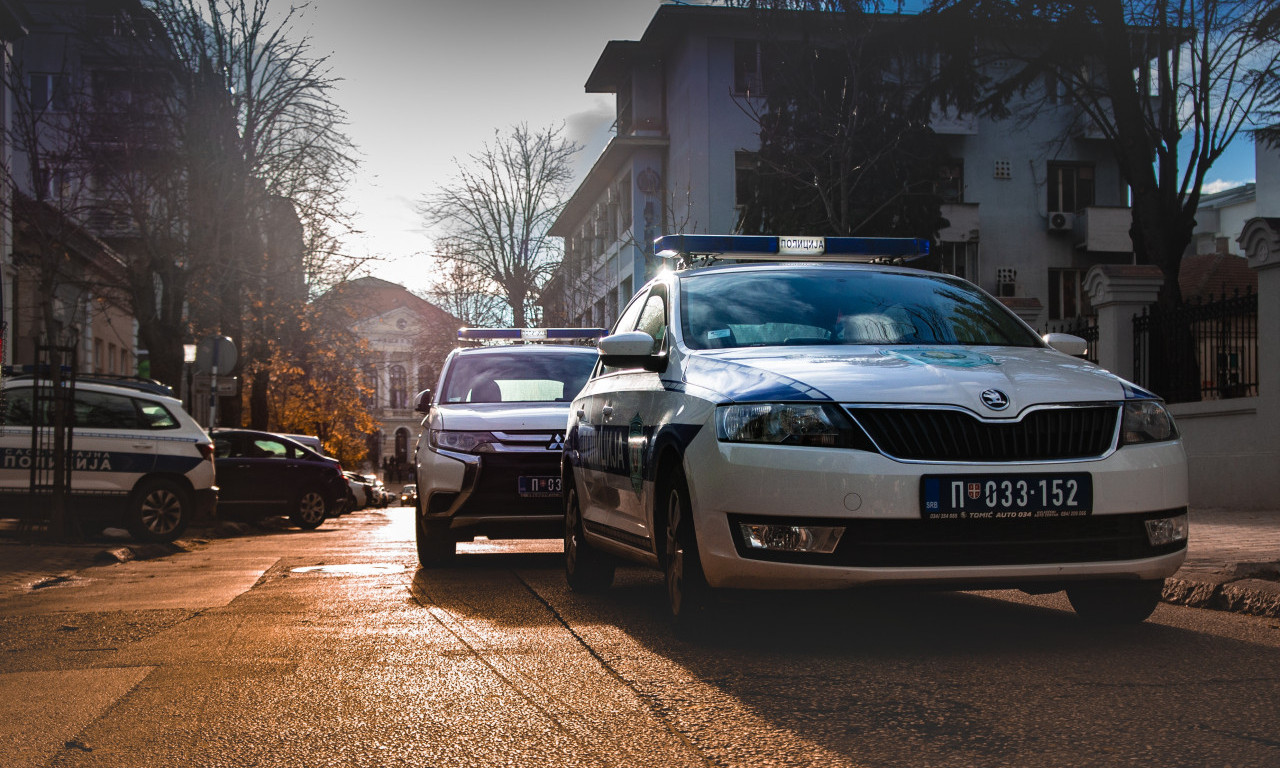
[1163,562,1280,618]
[90,522,251,565]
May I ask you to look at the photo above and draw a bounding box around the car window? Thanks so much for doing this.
[439,351,597,403]
[74,391,141,429]
[680,268,1042,350]
[1,388,34,426]
[635,287,668,354]
[249,438,289,458]
[137,400,179,429]
[214,437,234,458]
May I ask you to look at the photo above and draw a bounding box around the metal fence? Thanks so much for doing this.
[1133,291,1258,403]
[1045,317,1099,364]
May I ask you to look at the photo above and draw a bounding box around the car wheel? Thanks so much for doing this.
[663,464,712,631]
[1066,579,1165,624]
[415,496,455,567]
[564,483,615,592]
[291,488,328,530]
[127,478,190,543]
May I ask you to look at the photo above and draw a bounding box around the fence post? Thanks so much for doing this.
[1082,265,1164,382]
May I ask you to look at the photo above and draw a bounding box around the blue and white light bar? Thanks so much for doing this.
[654,234,930,263]
[457,327,607,341]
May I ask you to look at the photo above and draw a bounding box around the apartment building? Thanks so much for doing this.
[547,4,1136,331]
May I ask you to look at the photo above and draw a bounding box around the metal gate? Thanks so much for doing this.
[28,343,77,536]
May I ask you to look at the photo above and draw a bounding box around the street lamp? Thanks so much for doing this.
[183,341,197,416]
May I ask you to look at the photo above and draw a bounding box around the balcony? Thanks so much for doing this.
[1073,206,1132,253]
[939,203,980,242]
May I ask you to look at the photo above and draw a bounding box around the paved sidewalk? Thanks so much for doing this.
[1,509,1278,615]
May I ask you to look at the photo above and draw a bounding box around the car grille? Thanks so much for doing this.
[849,405,1118,462]
[460,453,563,516]
[729,509,1187,568]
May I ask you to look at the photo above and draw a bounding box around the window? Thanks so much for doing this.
[417,364,435,393]
[733,41,764,96]
[1048,268,1093,321]
[137,401,178,429]
[620,276,634,306]
[936,161,964,203]
[735,152,758,231]
[937,242,977,280]
[440,352,597,404]
[363,365,378,407]
[1048,162,1095,213]
[73,391,139,429]
[28,73,71,112]
[2,388,34,426]
[389,365,407,409]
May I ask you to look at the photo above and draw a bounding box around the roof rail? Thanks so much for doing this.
[2,370,176,397]
[653,234,930,268]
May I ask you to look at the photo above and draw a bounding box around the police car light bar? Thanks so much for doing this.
[457,327,607,341]
[653,234,930,263]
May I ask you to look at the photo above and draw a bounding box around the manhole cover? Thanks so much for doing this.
[290,564,405,575]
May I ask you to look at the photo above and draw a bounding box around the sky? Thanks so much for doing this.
[301,0,680,294]
[301,0,1259,295]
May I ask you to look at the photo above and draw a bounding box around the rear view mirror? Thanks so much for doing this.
[1042,333,1088,357]
[413,389,433,413]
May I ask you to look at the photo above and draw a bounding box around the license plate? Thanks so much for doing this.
[518,475,562,497]
[920,473,1092,520]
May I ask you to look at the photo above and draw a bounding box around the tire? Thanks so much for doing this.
[564,483,615,592]
[127,478,191,543]
[663,464,713,632]
[1066,579,1165,624]
[415,496,455,567]
[290,488,329,530]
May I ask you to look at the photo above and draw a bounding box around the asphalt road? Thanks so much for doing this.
[1,507,1278,768]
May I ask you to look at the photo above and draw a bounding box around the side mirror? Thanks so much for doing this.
[413,389,433,413]
[1042,332,1088,357]
[598,331,667,372]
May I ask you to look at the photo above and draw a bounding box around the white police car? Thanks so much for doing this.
[562,235,1189,627]
[0,375,217,541]
[411,329,602,566]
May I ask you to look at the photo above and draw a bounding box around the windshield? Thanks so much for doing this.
[679,268,1042,350]
[439,350,597,403]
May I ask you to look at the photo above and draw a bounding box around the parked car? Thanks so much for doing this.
[412,330,602,566]
[400,483,417,507]
[363,475,390,508]
[344,471,371,511]
[0,374,216,542]
[211,429,347,529]
[563,234,1189,629]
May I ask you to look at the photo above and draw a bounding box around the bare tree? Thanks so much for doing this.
[424,239,507,329]
[420,123,579,327]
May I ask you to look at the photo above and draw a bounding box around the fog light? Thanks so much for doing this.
[739,524,844,554]
[1145,514,1189,546]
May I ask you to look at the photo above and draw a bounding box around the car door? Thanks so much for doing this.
[68,389,156,493]
[577,284,670,546]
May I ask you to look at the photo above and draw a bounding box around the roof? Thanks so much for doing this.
[318,276,460,327]
[1179,252,1256,302]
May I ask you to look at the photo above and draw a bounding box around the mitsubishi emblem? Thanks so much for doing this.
[547,433,565,451]
[980,389,1010,411]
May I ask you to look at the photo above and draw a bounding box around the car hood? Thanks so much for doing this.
[681,345,1135,416]
[435,402,571,432]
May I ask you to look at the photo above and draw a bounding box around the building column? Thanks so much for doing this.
[1082,264,1164,381]
[1240,218,1280,398]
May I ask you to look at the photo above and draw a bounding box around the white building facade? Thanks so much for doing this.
[549,5,1136,331]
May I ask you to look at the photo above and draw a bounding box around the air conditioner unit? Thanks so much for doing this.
[1048,212,1075,232]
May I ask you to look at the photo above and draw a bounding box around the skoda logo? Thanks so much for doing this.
[980,389,1010,411]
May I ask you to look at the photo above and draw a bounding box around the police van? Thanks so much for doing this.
[411,328,602,566]
[0,375,217,541]
[562,235,1189,628]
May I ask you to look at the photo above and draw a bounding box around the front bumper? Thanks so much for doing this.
[418,447,563,537]
[685,434,1189,590]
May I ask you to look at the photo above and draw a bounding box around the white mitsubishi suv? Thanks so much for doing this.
[562,235,1188,628]
[1,374,217,541]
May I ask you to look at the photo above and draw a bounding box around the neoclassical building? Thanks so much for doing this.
[322,277,459,476]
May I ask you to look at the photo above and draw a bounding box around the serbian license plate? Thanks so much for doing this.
[518,475,562,498]
[921,473,1093,520]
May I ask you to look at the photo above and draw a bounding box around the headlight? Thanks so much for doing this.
[428,429,497,453]
[716,403,866,448]
[1119,400,1178,445]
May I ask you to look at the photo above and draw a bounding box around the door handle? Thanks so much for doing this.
[602,405,614,417]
